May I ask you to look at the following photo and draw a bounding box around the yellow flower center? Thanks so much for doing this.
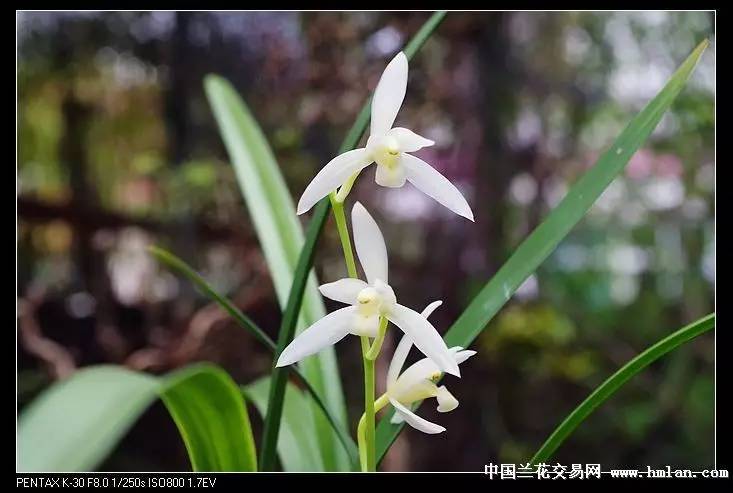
[372,136,401,169]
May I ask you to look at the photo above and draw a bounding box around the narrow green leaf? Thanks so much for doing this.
[243,11,449,471]
[375,39,709,463]
[244,377,324,471]
[530,313,714,464]
[258,196,331,470]
[150,246,274,351]
[150,245,359,465]
[205,74,348,471]
[18,364,257,472]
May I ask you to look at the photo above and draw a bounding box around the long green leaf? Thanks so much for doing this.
[246,11,449,471]
[205,75,349,470]
[150,246,274,351]
[18,364,257,472]
[149,245,358,465]
[375,39,709,464]
[258,196,331,470]
[244,377,325,471]
[530,313,714,464]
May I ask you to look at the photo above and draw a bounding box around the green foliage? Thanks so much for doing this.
[530,313,714,464]
[205,74,348,471]
[18,364,257,472]
[244,378,325,471]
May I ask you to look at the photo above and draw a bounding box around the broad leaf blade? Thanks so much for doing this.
[376,39,709,463]
[204,75,348,470]
[18,364,257,472]
[162,365,257,471]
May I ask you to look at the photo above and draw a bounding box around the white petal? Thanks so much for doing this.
[297,149,373,215]
[375,162,407,187]
[390,402,417,424]
[318,278,368,305]
[370,52,408,137]
[392,347,475,394]
[276,306,355,367]
[389,397,445,434]
[387,303,460,377]
[387,333,413,389]
[388,127,435,152]
[351,202,389,284]
[401,153,475,221]
[420,300,443,319]
[386,300,443,390]
[393,358,440,395]
[350,313,380,337]
[454,349,477,365]
[436,386,459,413]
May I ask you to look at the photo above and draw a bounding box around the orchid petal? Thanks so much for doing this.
[296,148,373,215]
[375,162,407,187]
[436,386,459,413]
[454,349,477,365]
[350,313,380,338]
[351,202,389,284]
[387,333,413,389]
[387,298,443,390]
[395,347,475,391]
[371,52,408,137]
[401,153,475,221]
[318,278,368,305]
[390,402,418,424]
[421,300,443,319]
[394,358,440,393]
[387,303,460,377]
[388,127,435,152]
[276,306,356,367]
[390,397,445,434]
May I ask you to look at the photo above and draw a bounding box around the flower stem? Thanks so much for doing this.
[361,337,376,471]
[330,194,358,279]
[357,394,390,471]
[329,192,377,471]
[366,317,389,360]
[335,171,361,203]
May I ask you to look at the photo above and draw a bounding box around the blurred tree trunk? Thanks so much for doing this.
[60,73,125,361]
[166,12,193,165]
[165,12,197,308]
[61,95,96,289]
[475,12,517,273]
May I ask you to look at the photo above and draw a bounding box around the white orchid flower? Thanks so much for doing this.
[296,51,474,221]
[276,202,460,377]
[385,300,477,434]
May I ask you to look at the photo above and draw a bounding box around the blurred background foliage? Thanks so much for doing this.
[17,11,714,471]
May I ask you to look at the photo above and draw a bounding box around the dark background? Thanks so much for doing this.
[17,11,715,471]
